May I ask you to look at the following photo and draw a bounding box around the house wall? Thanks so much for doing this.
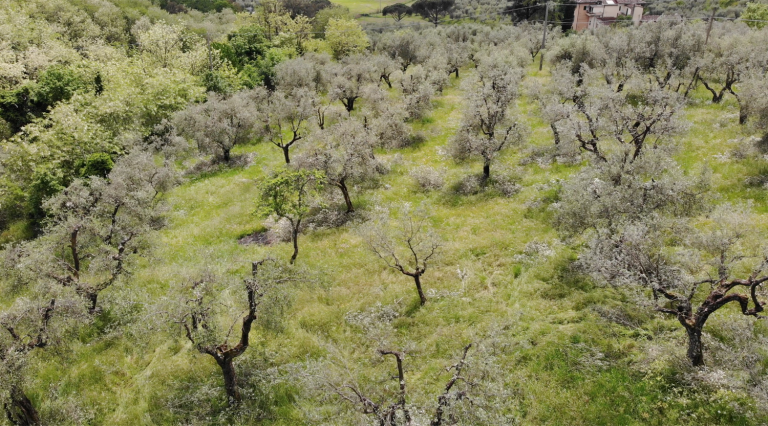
[632,5,643,25]
[603,4,619,17]
[573,5,591,31]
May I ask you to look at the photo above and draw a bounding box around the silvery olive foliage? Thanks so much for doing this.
[553,149,709,236]
[174,89,264,163]
[578,204,768,366]
[28,150,178,314]
[167,259,296,404]
[258,88,318,164]
[541,63,688,162]
[361,203,441,306]
[295,117,387,213]
[448,51,526,180]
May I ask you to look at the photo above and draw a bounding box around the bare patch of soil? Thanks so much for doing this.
[238,230,273,246]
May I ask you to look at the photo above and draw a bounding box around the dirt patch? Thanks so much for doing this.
[238,230,273,246]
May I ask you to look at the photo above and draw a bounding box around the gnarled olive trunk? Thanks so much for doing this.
[216,356,241,404]
[482,162,491,181]
[4,387,40,426]
[686,326,704,367]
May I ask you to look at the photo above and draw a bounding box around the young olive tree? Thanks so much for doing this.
[173,258,293,405]
[449,53,526,180]
[258,88,316,164]
[378,30,425,72]
[257,169,325,264]
[362,203,441,306]
[295,118,386,213]
[174,90,263,164]
[31,151,177,314]
[580,205,768,367]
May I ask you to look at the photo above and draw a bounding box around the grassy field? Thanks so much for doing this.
[20,57,768,425]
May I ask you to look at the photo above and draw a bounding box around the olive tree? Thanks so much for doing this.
[449,53,526,180]
[362,203,441,306]
[304,303,513,425]
[0,283,83,425]
[258,88,316,164]
[697,23,756,105]
[399,65,435,120]
[553,149,709,236]
[328,55,378,112]
[580,204,768,367]
[371,54,400,89]
[543,64,688,162]
[175,90,263,164]
[31,151,177,314]
[295,118,386,213]
[257,169,325,264]
[378,30,425,72]
[172,258,293,405]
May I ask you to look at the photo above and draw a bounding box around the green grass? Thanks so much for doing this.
[17,63,768,425]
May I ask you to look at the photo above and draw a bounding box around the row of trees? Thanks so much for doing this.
[537,21,768,368]
[3,14,768,424]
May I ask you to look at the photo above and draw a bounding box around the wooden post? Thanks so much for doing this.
[539,1,549,71]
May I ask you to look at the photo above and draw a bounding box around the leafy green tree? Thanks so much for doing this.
[742,2,768,29]
[257,169,325,264]
[312,5,352,37]
[325,18,370,60]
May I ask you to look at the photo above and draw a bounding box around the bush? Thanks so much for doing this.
[409,165,445,191]
[453,174,484,195]
[78,153,114,178]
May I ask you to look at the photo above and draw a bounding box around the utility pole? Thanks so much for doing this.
[705,6,717,45]
[539,1,550,71]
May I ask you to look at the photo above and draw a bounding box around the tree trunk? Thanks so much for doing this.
[550,123,561,145]
[216,356,242,405]
[282,145,291,164]
[290,222,300,265]
[382,75,392,89]
[87,292,99,315]
[413,273,427,306]
[344,97,355,112]
[454,68,459,78]
[338,181,354,213]
[4,387,40,426]
[482,162,491,180]
[223,148,231,163]
[686,326,704,367]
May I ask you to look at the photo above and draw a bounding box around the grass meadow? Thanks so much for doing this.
[21,57,768,425]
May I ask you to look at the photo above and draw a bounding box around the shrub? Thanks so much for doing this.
[409,165,445,191]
